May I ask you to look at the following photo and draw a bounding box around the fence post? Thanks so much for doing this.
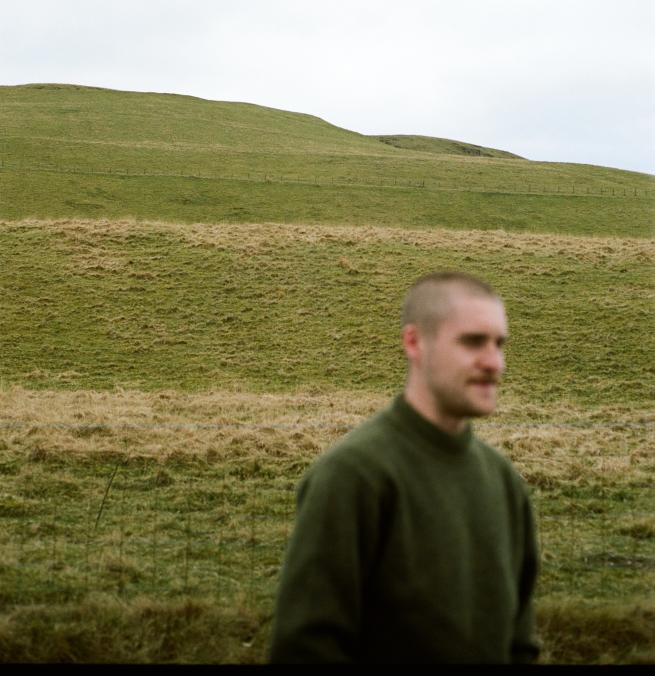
[85,499,94,595]
[118,481,126,596]
[184,481,191,595]
[49,501,58,595]
[152,486,159,592]
[248,479,257,610]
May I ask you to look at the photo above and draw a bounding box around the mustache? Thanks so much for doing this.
[469,376,500,385]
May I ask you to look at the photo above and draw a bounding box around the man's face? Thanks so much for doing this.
[417,294,508,425]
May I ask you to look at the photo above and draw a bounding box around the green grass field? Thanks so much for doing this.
[0,84,654,664]
[1,84,654,236]
[1,220,653,404]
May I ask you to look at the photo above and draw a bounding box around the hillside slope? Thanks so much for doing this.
[1,84,653,236]
[1,218,653,401]
[375,134,524,159]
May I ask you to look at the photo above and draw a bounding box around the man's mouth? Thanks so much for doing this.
[469,379,499,392]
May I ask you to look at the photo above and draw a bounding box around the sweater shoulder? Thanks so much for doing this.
[307,407,398,479]
[473,434,530,494]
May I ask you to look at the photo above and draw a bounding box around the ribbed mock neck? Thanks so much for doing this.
[390,394,474,454]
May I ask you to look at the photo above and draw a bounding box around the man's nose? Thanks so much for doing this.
[480,344,505,373]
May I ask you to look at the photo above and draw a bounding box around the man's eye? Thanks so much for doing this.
[461,335,486,347]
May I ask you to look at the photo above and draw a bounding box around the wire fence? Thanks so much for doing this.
[4,478,652,606]
[1,418,653,608]
[2,160,654,199]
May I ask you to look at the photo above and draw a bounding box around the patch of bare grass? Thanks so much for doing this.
[0,386,384,466]
[1,386,652,489]
[3,218,653,264]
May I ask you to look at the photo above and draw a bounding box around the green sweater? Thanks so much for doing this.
[269,395,540,664]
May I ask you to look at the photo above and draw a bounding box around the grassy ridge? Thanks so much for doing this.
[3,170,653,237]
[1,84,653,236]
[1,220,653,404]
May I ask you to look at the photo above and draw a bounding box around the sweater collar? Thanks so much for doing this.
[390,394,474,453]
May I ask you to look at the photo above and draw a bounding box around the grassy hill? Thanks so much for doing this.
[1,84,653,237]
[0,84,654,664]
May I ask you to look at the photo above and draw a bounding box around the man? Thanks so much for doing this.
[269,272,540,664]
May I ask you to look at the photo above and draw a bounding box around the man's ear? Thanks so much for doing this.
[402,324,421,362]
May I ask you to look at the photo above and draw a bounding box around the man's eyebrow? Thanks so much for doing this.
[458,333,508,345]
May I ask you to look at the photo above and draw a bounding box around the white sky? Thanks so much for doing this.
[2,0,654,174]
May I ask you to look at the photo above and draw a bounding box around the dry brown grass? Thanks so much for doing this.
[2,385,652,486]
[3,218,654,265]
[0,385,385,466]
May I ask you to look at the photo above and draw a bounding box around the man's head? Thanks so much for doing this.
[401,272,508,434]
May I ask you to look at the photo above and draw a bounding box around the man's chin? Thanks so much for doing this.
[468,393,498,417]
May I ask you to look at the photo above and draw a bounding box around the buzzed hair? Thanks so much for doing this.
[401,272,500,334]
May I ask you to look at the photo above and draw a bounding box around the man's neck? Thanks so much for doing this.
[403,385,467,436]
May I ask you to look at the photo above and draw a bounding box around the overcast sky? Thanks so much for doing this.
[2,0,654,174]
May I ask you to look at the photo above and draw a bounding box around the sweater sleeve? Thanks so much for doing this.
[269,453,382,663]
[511,493,541,664]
